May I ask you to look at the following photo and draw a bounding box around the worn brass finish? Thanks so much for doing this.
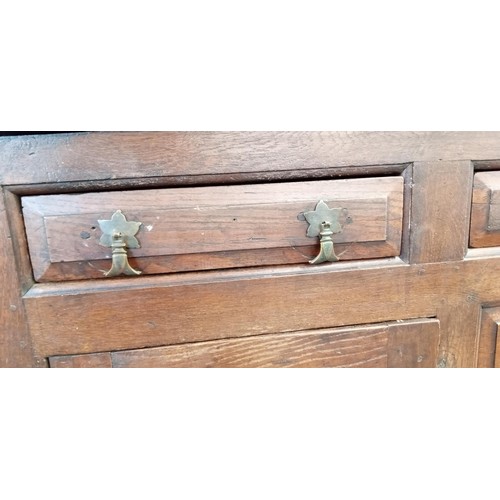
[98,210,142,277]
[302,200,344,264]
[309,221,339,264]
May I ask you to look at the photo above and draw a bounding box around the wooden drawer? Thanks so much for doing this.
[22,176,404,282]
[470,171,500,247]
[48,317,440,368]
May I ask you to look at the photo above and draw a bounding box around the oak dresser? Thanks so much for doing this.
[2,131,500,367]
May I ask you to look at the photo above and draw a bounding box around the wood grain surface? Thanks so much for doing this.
[0,188,36,366]
[477,307,500,367]
[49,352,112,368]
[22,177,403,281]
[3,132,500,368]
[48,318,439,368]
[21,256,494,366]
[409,161,473,263]
[470,171,500,247]
[3,131,500,185]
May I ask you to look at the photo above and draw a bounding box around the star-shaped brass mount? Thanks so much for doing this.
[98,210,142,277]
[98,210,141,249]
[302,200,344,264]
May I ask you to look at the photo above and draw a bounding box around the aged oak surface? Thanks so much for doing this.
[20,256,500,365]
[22,176,403,281]
[470,171,500,247]
[4,132,500,185]
[49,318,439,368]
[0,190,36,366]
[477,307,500,367]
[2,132,500,367]
[409,161,473,264]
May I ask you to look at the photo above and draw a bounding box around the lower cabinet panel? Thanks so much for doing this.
[477,307,500,367]
[49,317,440,368]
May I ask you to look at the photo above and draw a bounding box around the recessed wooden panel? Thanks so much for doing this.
[48,318,439,368]
[49,352,112,368]
[22,177,403,282]
[477,307,500,368]
[470,172,500,247]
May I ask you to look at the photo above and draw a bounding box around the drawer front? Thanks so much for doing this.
[49,318,440,368]
[22,176,404,282]
[470,171,500,247]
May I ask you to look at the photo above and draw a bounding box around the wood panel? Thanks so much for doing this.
[3,132,500,186]
[22,177,403,281]
[4,132,500,368]
[49,352,112,368]
[386,319,440,367]
[470,171,500,247]
[434,301,481,368]
[477,307,500,367]
[49,318,439,368]
[0,188,36,367]
[23,256,488,362]
[409,160,473,263]
[21,260,420,357]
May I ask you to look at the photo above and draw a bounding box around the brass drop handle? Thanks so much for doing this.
[302,200,345,264]
[98,210,142,277]
[309,220,338,264]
